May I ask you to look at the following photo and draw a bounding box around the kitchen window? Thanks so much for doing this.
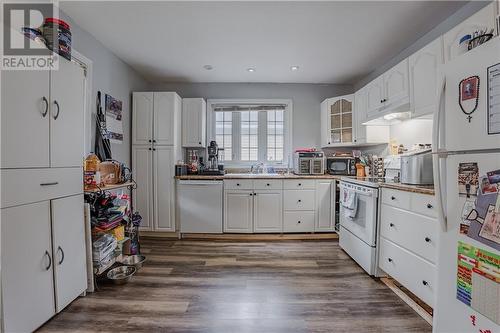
[208,99,292,166]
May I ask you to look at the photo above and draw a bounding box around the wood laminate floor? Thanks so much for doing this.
[39,238,432,333]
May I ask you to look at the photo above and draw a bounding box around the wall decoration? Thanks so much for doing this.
[459,76,480,123]
[105,94,123,144]
[457,242,499,325]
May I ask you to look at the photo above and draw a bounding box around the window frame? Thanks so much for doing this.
[207,99,293,168]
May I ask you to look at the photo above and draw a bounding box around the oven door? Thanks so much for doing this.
[339,183,378,246]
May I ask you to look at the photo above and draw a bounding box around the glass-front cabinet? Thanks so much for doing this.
[321,94,354,147]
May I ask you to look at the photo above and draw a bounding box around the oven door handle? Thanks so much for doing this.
[339,184,373,197]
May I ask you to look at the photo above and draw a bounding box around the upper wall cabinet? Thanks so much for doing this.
[409,37,444,118]
[320,95,353,147]
[365,75,385,116]
[1,58,84,169]
[365,59,409,121]
[383,59,410,110]
[132,92,181,147]
[182,98,207,148]
[443,3,497,63]
[353,87,367,144]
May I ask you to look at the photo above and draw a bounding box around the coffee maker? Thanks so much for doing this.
[200,141,224,175]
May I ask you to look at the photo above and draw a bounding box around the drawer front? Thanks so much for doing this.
[284,190,315,210]
[253,179,283,190]
[381,188,411,210]
[411,193,437,218]
[1,167,83,208]
[283,211,315,232]
[284,179,315,190]
[380,204,438,263]
[379,238,436,306]
[224,179,253,190]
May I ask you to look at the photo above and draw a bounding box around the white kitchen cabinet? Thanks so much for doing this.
[315,179,336,232]
[353,87,367,144]
[51,194,87,312]
[133,92,181,146]
[1,57,84,169]
[50,58,85,167]
[132,91,181,232]
[132,145,153,231]
[365,59,410,121]
[153,146,175,231]
[253,190,283,233]
[383,59,409,111]
[410,37,444,118]
[154,92,181,146]
[132,92,154,145]
[366,75,385,117]
[2,202,55,333]
[320,95,354,147]
[443,3,497,63]
[182,98,207,147]
[224,190,254,233]
[1,70,50,168]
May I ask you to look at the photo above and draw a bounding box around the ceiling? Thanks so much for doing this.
[61,1,466,84]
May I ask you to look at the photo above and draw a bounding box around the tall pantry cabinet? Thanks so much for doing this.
[132,92,181,232]
[1,57,87,333]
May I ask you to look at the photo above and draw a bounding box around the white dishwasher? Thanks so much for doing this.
[177,180,223,233]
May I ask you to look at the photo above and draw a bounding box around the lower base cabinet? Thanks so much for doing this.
[253,190,283,233]
[223,179,336,234]
[1,194,87,332]
[224,190,253,233]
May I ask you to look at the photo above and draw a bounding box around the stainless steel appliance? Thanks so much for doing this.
[200,141,224,175]
[293,151,324,175]
[400,148,433,185]
[326,156,356,175]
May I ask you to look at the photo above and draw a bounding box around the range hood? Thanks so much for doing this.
[362,111,412,125]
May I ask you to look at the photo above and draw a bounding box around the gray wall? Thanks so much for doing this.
[61,10,150,167]
[151,82,352,149]
[354,1,493,90]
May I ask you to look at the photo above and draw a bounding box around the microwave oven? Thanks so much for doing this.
[294,152,324,175]
[326,157,356,175]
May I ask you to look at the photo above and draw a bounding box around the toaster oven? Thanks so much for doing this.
[326,157,356,175]
[294,152,324,175]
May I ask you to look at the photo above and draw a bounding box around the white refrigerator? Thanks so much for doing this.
[432,37,500,333]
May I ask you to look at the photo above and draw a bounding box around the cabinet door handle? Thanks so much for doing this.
[236,183,240,186]
[40,182,58,186]
[387,258,393,263]
[389,223,395,227]
[297,221,301,224]
[422,280,428,286]
[44,250,52,271]
[266,183,270,186]
[153,140,156,143]
[57,246,65,265]
[249,193,253,196]
[298,199,302,203]
[427,203,433,209]
[53,100,60,120]
[298,183,302,186]
[149,140,152,143]
[153,148,156,151]
[198,142,202,145]
[391,196,396,200]
[41,96,49,117]
[425,237,431,243]
[148,148,152,151]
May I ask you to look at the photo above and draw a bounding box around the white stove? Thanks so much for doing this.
[338,177,382,276]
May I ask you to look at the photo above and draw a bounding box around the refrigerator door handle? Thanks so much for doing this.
[432,74,447,231]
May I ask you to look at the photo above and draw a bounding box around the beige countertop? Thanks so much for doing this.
[175,174,435,195]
